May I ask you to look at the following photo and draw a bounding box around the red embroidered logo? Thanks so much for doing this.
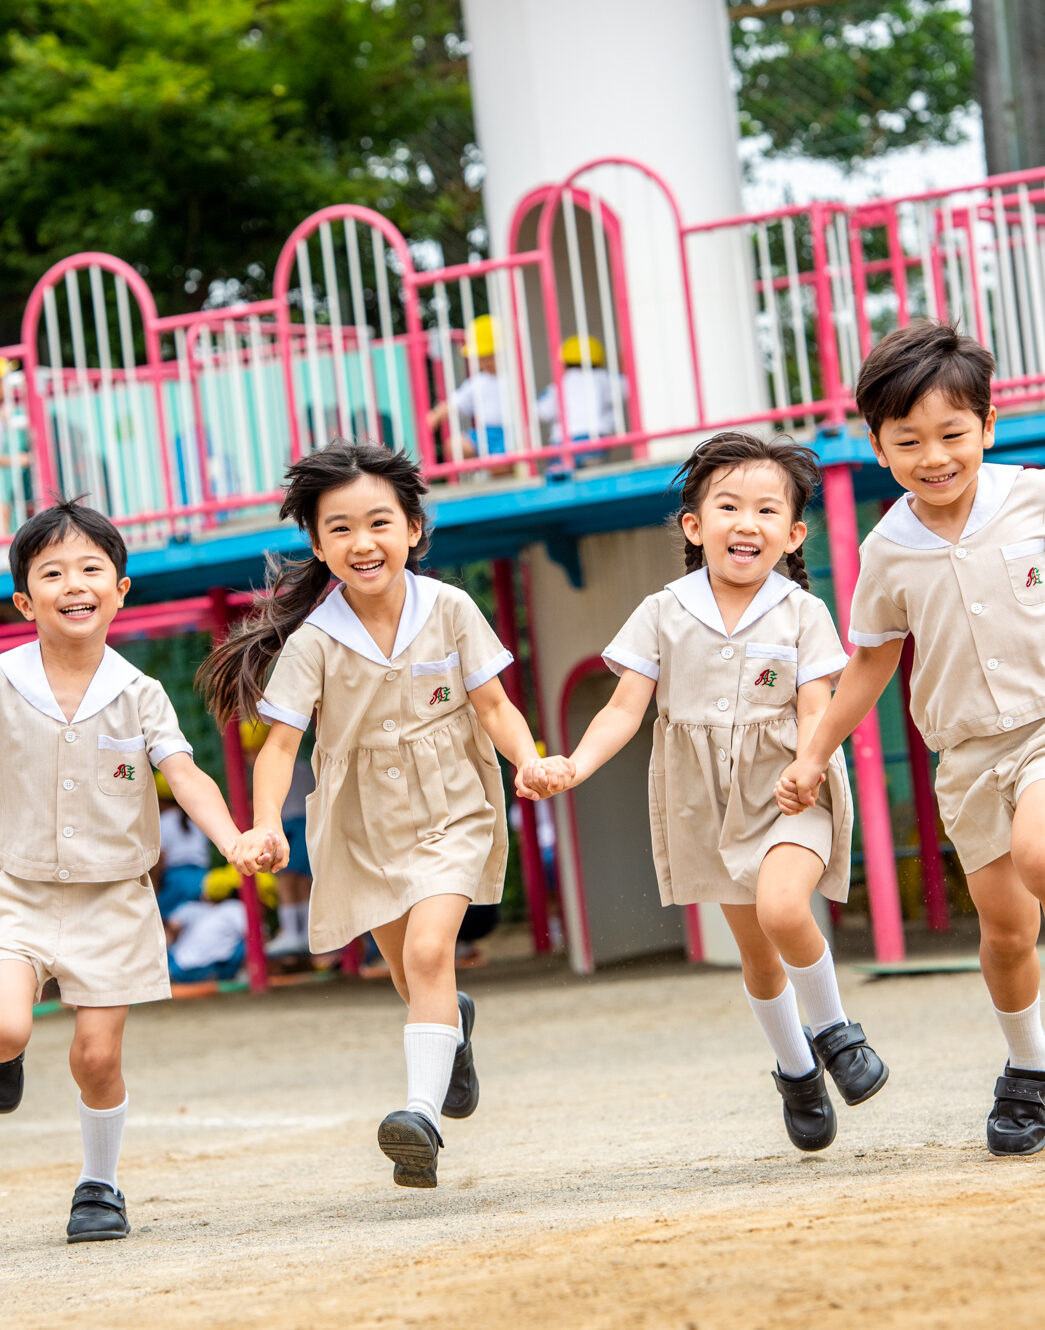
[112,763,136,781]
[753,668,777,688]
[429,686,451,705]
[1027,566,1042,587]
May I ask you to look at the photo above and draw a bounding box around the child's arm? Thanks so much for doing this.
[521,668,656,799]
[230,721,303,874]
[777,639,905,808]
[157,752,240,859]
[467,675,547,789]
[775,675,833,815]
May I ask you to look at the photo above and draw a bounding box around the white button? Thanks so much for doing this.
[62,826,75,837]
[387,767,401,779]
[62,779,75,791]
[382,719,397,732]
[718,748,727,761]
[955,548,968,559]
[64,730,77,743]
[385,671,398,682]
[58,870,70,881]
[716,698,730,712]
[1002,717,1015,729]
[987,658,999,670]
[720,646,735,660]
[971,602,984,614]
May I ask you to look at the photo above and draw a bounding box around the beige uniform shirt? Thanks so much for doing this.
[850,463,1045,751]
[0,642,191,882]
[259,572,512,949]
[605,569,853,905]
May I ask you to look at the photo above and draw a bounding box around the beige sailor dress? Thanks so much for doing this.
[259,572,512,950]
[604,568,853,907]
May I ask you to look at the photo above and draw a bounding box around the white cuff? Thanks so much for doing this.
[258,699,311,731]
[602,648,660,681]
[848,627,909,648]
[150,740,193,766]
[797,653,850,687]
[464,649,514,692]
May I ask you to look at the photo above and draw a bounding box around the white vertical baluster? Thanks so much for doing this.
[756,222,787,408]
[992,187,1022,379]
[65,271,107,507]
[248,316,276,491]
[319,221,351,438]
[372,230,406,454]
[223,319,253,502]
[88,267,124,516]
[916,202,939,320]
[345,219,380,442]
[433,281,463,461]
[1019,184,1045,373]
[458,277,486,456]
[114,277,152,535]
[296,239,328,451]
[590,193,626,436]
[782,216,813,411]
[512,265,543,454]
[562,189,600,446]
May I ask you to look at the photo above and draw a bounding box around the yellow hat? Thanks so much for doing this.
[463,314,499,360]
[154,770,174,801]
[239,719,270,752]
[560,335,605,368]
[536,740,547,758]
[203,865,278,909]
[0,358,17,378]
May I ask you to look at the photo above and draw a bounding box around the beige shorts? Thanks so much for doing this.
[0,869,171,1006]
[935,718,1045,874]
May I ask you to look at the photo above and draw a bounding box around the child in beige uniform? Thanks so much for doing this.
[203,440,556,1188]
[523,433,887,1153]
[781,321,1045,1156]
[0,501,242,1243]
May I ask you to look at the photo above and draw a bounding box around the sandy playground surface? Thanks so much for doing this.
[4,948,1045,1329]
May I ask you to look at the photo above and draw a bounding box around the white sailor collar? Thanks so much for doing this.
[665,567,798,639]
[305,569,441,666]
[0,640,142,724]
[873,463,1022,550]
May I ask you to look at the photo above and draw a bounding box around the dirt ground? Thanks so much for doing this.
[4,948,1045,1329]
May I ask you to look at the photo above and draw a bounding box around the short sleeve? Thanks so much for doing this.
[603,596,661,680]
[849,544,909,648]
[259,631,325,731]
[451,377,476,418]
[137,677,192,766]
[796,596,849,688]
[451,593,513,692]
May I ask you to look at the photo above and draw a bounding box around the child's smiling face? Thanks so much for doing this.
[681,460,805,591]
[311,474,422,605]
[870,388,996,526]
[13,531,130,644]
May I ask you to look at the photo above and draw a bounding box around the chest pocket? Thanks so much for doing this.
[740,643,797,705]
[411,652,463,720]
[1001,537,1045,605]
[97,734,149,797]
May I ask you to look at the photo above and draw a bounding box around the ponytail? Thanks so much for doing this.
[785,545,810,591]
[198,553,332,727]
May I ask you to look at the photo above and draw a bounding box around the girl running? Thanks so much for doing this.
[200,440,556,1187]
[521,432,888,1151]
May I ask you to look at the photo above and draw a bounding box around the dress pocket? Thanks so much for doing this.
[97,734,149,797]
[1001,537,1045,605]
[740,643,797,705]
[411,651,463,719]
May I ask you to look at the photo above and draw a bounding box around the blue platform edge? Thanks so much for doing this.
[3,415,1044,603]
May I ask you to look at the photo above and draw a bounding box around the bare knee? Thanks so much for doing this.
[981,918,1039,967]
[69,1035,121,1090]
[756,893,808,952]
[0,1021,31,1063]
[403,934,453,988]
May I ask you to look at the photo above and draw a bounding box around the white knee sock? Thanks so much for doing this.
[403,1023,458,1129]
[745,981,816,1078]
[456,1006,465,1046]
[993,996,1045,1072]
[782,945,848,1036]
[277,903,299,938]
[77,1094,128,1190]
[294,901,310,937]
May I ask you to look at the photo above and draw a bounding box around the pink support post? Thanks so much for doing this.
[209,588,268,993]
[821,465,906,962]
[899,636,950,931]
[492,558,551,953]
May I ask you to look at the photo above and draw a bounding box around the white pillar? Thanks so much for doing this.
[461,0,765,426]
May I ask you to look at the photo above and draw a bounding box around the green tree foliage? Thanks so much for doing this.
[0,0,479,343]
[732,0,977,165]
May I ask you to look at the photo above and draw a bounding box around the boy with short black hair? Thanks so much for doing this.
[0,499,244,1241]
[778,320,1045,1156]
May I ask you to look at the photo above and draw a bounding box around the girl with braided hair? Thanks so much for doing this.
[519,431,888,1153]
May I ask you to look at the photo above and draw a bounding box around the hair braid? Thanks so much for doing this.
[683,540,704,573]
[786,545,810,591]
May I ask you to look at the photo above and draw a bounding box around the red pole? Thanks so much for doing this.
[821,465,906,962]
[899,636,950,931]
[491,558,551,953]
[209,587,269,992]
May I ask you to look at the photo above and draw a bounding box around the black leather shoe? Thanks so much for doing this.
[772,1061,837,1152]
[377,1110,443,1188]
[0,1053,24,1114]
[987,1065,1045,1156]
[441,992,478,1120]
[811,1021,889,1106]
[66,1181,130,1243]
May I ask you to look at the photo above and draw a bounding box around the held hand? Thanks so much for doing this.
[515,755,576,800]
[230,826,288,875]
[775,759,825,815]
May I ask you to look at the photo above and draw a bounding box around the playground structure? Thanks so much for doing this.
[4,155,1045,980]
